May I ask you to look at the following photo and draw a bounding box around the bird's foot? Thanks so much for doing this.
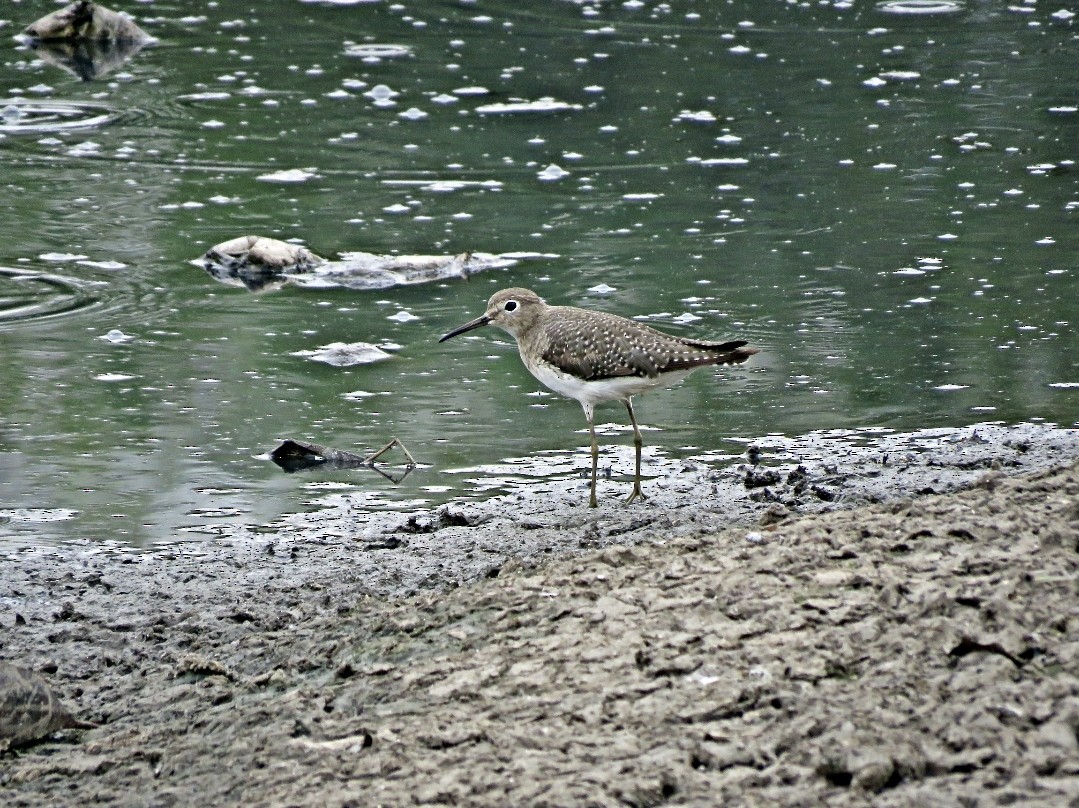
[624,486,647,505]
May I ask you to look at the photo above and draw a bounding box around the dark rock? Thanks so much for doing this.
[22,1,152,43]
[745,468,782,489]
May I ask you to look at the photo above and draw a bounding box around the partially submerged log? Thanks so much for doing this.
[270,438,417,478]
[22,1,153,43]
[310,249,481,291]
[196,235,529,292]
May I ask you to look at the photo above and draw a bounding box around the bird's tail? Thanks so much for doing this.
[680,338,759,366]
[716,343,759,366]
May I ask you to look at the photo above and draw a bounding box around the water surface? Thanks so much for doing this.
[1,0,1076,545]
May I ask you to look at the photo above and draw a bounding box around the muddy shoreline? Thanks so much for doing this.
[2,421,1079,806]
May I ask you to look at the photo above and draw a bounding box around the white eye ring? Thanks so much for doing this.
[504,300,518,312]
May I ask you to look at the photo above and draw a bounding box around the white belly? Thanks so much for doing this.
[523,355,694,417]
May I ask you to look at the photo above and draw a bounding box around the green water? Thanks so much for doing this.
[1,0,1076,546]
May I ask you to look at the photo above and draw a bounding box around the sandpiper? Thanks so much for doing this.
[439,287,759,507]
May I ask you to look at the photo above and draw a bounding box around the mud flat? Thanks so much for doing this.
[2,422,1078,806]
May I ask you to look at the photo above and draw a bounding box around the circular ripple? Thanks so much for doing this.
[0,98,117,134]
[877,0,964,13]
[0,268,99,328]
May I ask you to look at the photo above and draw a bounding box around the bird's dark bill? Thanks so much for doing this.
[438,315,490,342]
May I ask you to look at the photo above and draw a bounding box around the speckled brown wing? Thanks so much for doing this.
[538,309,659,380]
[539,308,755,380]
[0,662,94,750]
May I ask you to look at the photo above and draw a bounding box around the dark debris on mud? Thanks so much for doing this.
[2,423,1079,806]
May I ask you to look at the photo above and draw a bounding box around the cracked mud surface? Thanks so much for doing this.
[2,422,1078,806]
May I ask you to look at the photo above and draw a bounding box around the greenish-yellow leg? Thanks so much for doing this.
[588,415,599,508]
[624,399,647,504]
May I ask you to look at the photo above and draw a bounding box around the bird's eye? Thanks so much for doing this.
[504,300,518,312]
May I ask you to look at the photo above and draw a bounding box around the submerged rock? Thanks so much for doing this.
[196,235,540,292]
[0,662,94,750]
[21,1,153,43]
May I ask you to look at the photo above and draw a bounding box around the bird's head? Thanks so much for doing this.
[438,287,546,342]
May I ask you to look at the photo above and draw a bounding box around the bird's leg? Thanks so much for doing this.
[624,399,647,504]
[587,408,599,508]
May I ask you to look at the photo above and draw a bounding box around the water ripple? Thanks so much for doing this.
[0,267,100,329]
[0,98,118,134]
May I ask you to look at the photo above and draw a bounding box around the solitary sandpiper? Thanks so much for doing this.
[439,287,759,507]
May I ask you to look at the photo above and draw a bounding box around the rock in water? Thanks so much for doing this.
[0,662,94,750]
[205,235,323,270]
[22,1,153,43]
[199,235,323,290]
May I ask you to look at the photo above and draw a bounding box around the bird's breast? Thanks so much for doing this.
[522,353,689,408]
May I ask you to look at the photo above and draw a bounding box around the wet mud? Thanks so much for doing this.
[2,422,1078,806]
